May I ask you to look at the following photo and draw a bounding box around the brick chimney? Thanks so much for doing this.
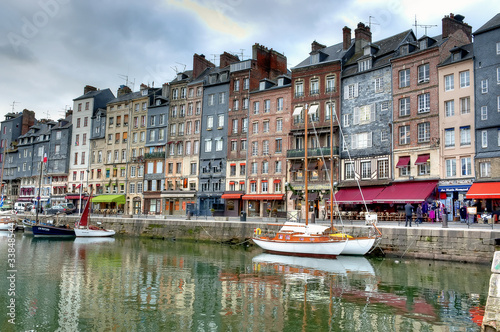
[252,43,287,80]
[343,26,352,50]
[442,13,472,42]
[140,83,149,90]
[311,40,326,52]
[193,53,215,79]
[354,22,372,52]
[219,52,240,68]
[117,85,132,97]
[84,85,97,94]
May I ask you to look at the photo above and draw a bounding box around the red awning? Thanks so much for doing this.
[230,163,236,166]
[373,181,438,203]
[332,186,386,204]
[415,154,430,165]
[242,194,285,200]
[396,156,410,168]
[273,179,281,183]
[239,181,245,184]
[240,163,246,166]
[250,180,256,183]
[466,182,500,199]
[229,181,235,185]
[221,193,243,199]
[65,195,90,200]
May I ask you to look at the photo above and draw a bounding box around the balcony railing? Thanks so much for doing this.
[145,151,166,159]
[286,146,339,158]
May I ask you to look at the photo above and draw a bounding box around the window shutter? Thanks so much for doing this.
[367,132,372,147]
[353,107,360,125]
[352,134,358,149]
[354,83,359,97]
[370,104,376,122]
[344,87,349,100]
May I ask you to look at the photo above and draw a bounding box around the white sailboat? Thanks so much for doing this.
[253,104,347,258]
[74,190,115,237]
[0,216,14,231]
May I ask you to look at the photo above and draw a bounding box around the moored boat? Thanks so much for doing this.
[0,216,14,231]
[32,224,75,238]
[74,189,115,237]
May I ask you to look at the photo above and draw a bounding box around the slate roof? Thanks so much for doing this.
[474,13,500,35]
[439,43,474,66]
[169,70,193,85]
[73,88,113,101]
[107,91,143,104]
[343,29,414,77]
[292,41,350,69]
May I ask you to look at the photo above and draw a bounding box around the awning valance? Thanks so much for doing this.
[396,156,410,168]
[65,195,90,200]
[332,186,386,204]
[91,195,126,204]
[415,154,430,165]
[242,194,285,200]
[373,181,437,203]
[221,193,243,199]
[466,182,500,199]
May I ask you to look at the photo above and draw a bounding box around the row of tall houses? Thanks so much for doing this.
[1,13,499,221]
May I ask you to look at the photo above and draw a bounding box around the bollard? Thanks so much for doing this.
[442,212,448,228]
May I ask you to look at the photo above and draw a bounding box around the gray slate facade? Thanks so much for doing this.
[473,13,500,181]
[197,67,230,214]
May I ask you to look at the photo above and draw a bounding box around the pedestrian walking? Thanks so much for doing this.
[416,203,423,224]
[405,202,413,227]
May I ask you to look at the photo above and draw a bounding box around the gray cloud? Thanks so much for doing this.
[0,0,498,120]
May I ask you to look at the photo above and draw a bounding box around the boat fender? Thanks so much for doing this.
[254,228,262,235]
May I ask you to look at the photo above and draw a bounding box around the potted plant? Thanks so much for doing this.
[266,208,271,217]
[210,208,215,216]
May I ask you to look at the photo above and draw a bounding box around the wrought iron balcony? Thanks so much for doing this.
[145,152,165,159]
[286,146,339,158]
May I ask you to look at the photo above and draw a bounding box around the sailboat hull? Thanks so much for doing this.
[32,225,75,237]
[74,228,115,237]
[0,222,14,231]
[342,238,377,255]
[252,237,346,259]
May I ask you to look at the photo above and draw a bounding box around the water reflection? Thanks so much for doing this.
[0,234,488,331]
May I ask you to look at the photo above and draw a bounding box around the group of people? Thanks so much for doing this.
[404,201,447,227]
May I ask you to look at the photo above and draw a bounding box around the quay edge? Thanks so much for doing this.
[15,215,500,264]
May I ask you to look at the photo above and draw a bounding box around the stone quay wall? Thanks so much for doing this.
[30,215,500,264]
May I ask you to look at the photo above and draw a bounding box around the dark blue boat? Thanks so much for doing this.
[32,225,75,238]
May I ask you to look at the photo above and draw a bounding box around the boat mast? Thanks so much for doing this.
[304,104,308,227]
[0,139,7,203]
[330,106,334,231]
[35,160,43,224]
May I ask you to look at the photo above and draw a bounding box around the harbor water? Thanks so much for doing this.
[0,232,490,331]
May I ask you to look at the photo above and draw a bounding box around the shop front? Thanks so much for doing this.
[91,194,126,215]
[242,194,285,218]
[438,181,472,221]
[221,191,244,217]
[466,182,500,222]
[162,191,196,216]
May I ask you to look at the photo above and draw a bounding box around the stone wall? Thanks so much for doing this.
[39,215,500,264]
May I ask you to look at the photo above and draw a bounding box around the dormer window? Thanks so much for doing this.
[156,99,161,106]
[209,74,217,84]
[259,81,266,90]
[358,59,371,72]
[452,52,461,62]
[177,73,183,81]
[310,53,320,64]
[419,39,427,50]
[277,78,284,86]
[400,45,408,55]
[220,72,228,81]
[141,89,148,96]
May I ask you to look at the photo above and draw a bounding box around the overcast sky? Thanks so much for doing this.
[0,0,498,121]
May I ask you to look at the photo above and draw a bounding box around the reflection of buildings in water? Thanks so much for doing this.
[250,254,438,327]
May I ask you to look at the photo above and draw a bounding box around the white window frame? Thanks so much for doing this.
[444,74,454,91]
[460,70,470,88]
[481,106,488,120]
[482,130,488,148]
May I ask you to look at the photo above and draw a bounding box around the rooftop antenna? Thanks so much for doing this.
[10,101,19,112]
[413,15,437,38]
[366,16,380,29]
[175,62,186,73]
[44,110,50,120]
[118,74,135,90]
[210,54,218,64]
